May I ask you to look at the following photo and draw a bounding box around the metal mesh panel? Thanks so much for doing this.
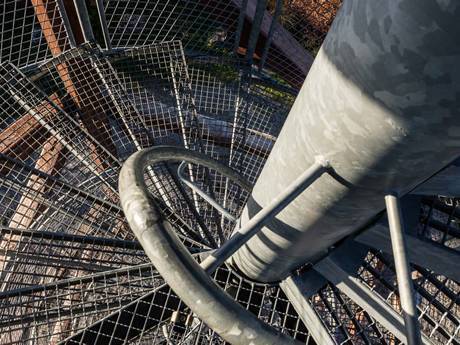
[63,265,314,345]
[109,42,237,246]
[0,155,136,311]
[0,263,160,344]
[0,154,127,237]
[111,49,292,245]
[97,0,342,89]
[170,53,292,242]
[184,56,248,241]
[110,40,209,217]
[0,227,146,273]
[32,42,249,249]
[229,77,292,184]
[419,196,460,249]
[108,41,199,149]
[184,56,293,237]
[311,282,398,345]
[268,0,341,54]
[0,0,72,68]
[101,0,240,53]
[187,55,243,164]
[0,227,147,308]
[261,0,341,87]
[33,43,213,241]
[34,44,150,162]
[188,56,242,119]
[102,48,225,254]
[0,58,140,340]
[0,61,119,200]
[358,250,460,345]
[0,61,132,299]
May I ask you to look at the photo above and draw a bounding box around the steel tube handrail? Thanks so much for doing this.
[119,146,302,345]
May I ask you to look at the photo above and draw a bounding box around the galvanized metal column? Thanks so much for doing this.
[232,0,460,282]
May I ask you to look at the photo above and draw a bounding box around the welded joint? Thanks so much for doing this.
[314,155,331,169]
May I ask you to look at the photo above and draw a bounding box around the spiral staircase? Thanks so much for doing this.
[0,1,459,344]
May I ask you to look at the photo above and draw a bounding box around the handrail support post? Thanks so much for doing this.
[385,193,422,345]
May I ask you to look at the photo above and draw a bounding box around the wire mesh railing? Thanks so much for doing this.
[99,0,239,53]
[0,61,120,199]
[359,250,460,345]
[63,265,314,345]
[0,263,160,344]
[0,0,343,88]
[0,0,74,68]
[93,0,341,88]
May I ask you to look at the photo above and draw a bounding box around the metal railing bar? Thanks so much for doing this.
[95,0,112,50]
[246,0,268,65]
[385,194,423,345]
[0,226,142,250]
[202,156,329,273]
[177,161,236,222]
[73,0,95,42]
[234,0,249,54]
[0,153,120,211]
[0,263,156,300]
[259,0,283,71]
[165,163,217,248]
[55,0,77,48]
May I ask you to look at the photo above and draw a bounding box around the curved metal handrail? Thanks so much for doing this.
[119,146,303,345]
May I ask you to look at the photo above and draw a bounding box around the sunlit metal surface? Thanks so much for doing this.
[0,1,458,344]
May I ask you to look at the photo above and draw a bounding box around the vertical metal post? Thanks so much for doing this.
[246,0,268,65]
[385,194,422,345]
[259,0,283,71]
[95,0,112,50]
[234,0,249,54]
[55,0,77,48]
[73,0,95,42]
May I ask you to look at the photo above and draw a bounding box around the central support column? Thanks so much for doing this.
[232,0,460,282]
